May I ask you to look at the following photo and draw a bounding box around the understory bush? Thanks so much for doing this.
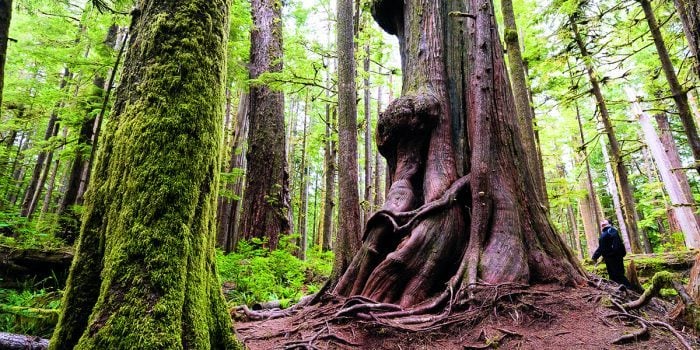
[0,288,61,337]
[217,236,333,306]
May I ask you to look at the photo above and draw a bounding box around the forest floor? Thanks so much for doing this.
[235,278,699,350]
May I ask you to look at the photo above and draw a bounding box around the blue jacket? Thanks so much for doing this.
[592,226,626,260]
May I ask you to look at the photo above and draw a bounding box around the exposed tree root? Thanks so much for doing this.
[587,271,696,349]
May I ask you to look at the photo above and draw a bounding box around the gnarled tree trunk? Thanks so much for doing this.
[334,0,584,308]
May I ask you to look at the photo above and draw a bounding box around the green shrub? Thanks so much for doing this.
[217,236,334,306]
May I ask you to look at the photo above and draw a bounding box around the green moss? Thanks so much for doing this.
[49,0,239,349]
[504,29,518,43]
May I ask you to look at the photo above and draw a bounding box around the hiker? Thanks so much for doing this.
[592,219,633,289]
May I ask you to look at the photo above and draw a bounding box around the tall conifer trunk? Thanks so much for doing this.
[673,0,699,75]
[500,0,548,209]
[240,0,291,249]
[570,15,644,254]
[49,1,236,348]
[331,0,362,280]
[0,0,11,113]
[640,0,700,175]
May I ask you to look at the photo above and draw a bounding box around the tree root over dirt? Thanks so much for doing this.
[237,277,699,349]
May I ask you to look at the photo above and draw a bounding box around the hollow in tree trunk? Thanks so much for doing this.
[333,0,584,308]
[48,1,236,348]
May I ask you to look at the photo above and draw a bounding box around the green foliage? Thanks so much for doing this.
[0,212,64,249]
[0,288,62,338]
[217,237,333,306]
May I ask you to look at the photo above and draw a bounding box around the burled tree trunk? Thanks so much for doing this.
[640,0,700,175]
[0,0,11,113]
[334,0,584,307]
[240,0,291,249]
[571,16,644,254]
[48,1,236,348]
[331,0,362,280]
[501,0,548,210]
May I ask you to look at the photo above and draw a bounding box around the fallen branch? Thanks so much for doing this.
[0,332,49,350]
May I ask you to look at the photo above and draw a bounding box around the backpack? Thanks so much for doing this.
[607,227,627,257]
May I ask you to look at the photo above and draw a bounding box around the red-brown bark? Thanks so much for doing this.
[334,0,584,308]
[240,0,291,249]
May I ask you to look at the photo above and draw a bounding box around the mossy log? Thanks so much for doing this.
[0,332,48,350]
[0,244,73,284]
[626,250,698,277]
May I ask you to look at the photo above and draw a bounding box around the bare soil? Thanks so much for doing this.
[235,280,700,349]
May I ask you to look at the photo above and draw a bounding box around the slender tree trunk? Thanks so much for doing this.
[571,16,644,254]
[574,103,602,258]
[331,0,362,281]
[673,0,699,75]
[297,97,309,260]
[629,90,700,248]
[334,0,584,306]
[39,158,59,218]
[640,0,700,175]
[363,45,372,224]
[600,136,634,253]
[217,92,249,252]
[373,83,384,210]
[501,0,548,209]
[240,0,291,249]
[20,114,58,217]
[322,107,336,252]
[49,1,235,348]
[655,112,698,224]
[56,75,106,243]
[566,203,583,259]
[0,0,11,113]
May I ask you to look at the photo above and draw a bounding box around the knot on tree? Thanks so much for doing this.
[376,93,440,158]
[371,0,403,35]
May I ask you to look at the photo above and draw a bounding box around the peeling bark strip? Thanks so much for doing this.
[240,0,291,249]
[48,1,237,349]
[334,0,584,308]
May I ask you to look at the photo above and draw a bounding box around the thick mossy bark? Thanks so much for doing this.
[49,1,237,349]
[335,0,584,307]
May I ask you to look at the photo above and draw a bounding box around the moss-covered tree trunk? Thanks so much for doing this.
[48,1,236,348]
[239,0,291,250]
[334,0,584,307]
[0,0,11,113]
